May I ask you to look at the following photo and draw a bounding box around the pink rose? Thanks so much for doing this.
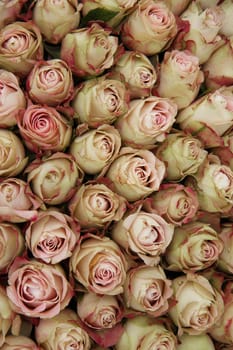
[7,258,73,318]
[0,336,40,350]
[217,224,233,274]
[0,0,27,29]
[164,0,191,15]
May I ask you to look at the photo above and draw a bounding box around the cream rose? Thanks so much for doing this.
[0,336,39,350]
[105,147,166,201]
[115,95,177,148]
[164,0,191,15]
[111,210,174,266]
[0,0,26,29]
[177,334,215,350]
[218,224,233,274]
[70,235,128,295]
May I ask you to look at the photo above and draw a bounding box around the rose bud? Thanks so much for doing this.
[144,183,199,225]
[115,96,177,148]
[0,69,26,128]
[217,223,233,274]
[115,315,177,350]
[26,152,83,205]
[68,182,126,228]
[156,50,204,109]
[35,308,91,350]
[70,235,128,295]
[0,223,24,274]
[0,0,27,29]
[123,265,173,317]
[111,50,157,99]
[72,75,129,127]
[69,124,121,175]
[185,155,233,213]
[168,273,224,335]
[105,147,166,202]
[25,209,80,264]
[174,1,224,64]
[77,292,124,329]
[155,131,208,181]
[0,129,28,177]
[17,105,72,154]
[0,178,42,223]
[177,334,215,350]
[164,0,191,15]
[26,59,74,107]
[111,210,174,266]
[61,22,119,77]
[165,221,224,272]
[33,0,82,44]
[0,336,40,350]
[0,21,43,77]
[121,0,177,56]
[7,258,73,319]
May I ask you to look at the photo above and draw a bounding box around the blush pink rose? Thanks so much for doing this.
[0,0,27,29]
[0,336,40,350]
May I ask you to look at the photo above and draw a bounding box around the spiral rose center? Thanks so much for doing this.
[100,309,116,327]
[138,69,153,86]
[94,134,112,156]
[1,183,19,202]
[38,234,64,252]
[104,87,119,112]
[3,35,27,53]
[145,284,161,306]
[201,241,217,260]
[148,9,165,25]
[41,69,61,87]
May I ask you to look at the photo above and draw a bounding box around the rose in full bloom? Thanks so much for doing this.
[0,336,39,350]
[217,224,233,274]
[17,105,72,154]
[155,131,208,181]
[0,69,26,128]
[165,221,224,272]
[156,50,204,109]
[69,182,126,228]
[26,152,83,205]
[121,0,177,56]
[0,0,27,29]
[123,265,173,317]
[25,209,80,264]
[168,273,224,335]
[33,0,82,44]
[111,210,174,266]
[77,292,124,329]
[111,50,157,99]
[0,223,24,274]
[0,129,28,177]
[35,308,91,350]
[70,235,128,295]
[177,334,215,350]
[105,147,166,202]
[61,22,119,77]
[7,258,73,319]
[0,21,43,77]
[144,183,199,225]
[115,315,177,350]
[164,0,191,15]
[72,74,129,127]
[69,124,121,175]
[114,96,177,148]
[0,177,42,223]
[26,59,74,106]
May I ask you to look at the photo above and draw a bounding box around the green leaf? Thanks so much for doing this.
[80,8,119,27]
[44,43,61,59]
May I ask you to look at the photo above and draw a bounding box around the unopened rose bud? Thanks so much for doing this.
[177,334,215,350]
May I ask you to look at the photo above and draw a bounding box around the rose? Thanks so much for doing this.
[26,59,74,106]
[115,315,177,350]
[0,129,28,177]
[0,178,42,223]
[111,50,157,99]
[105,147,166,202]
[35,308,91,350]
[72,75,129,127]
[164,0,191,15]
[123,265,173,317]
[164,221,224,272]
[25,209,80,264]
[217,224,233,274]
[61,22,119,77]
[17,105,72,154]
[111,210,174,266]
[0,0,27,29]
[0,69,26,128]
[156,50,204,109]
[33,0,82,44]
[0,21,43,77]
[155,131,208,181]
[144,183,199,225]
[70,235,128,295]
[68,182,127,228]
[121,0,177,55]
[168,273,224,335]
[0,336,39,350]
[177,334,215,350]
[114,96,177,148]
[26,152,83,205]
[218,0,233,37]
[7,258,73,318]
[173,1,225,64]
[77,292,124,329]
[0,223,24,274]
[69,124,121,175]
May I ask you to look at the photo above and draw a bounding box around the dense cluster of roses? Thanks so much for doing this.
[0,0,233,349]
